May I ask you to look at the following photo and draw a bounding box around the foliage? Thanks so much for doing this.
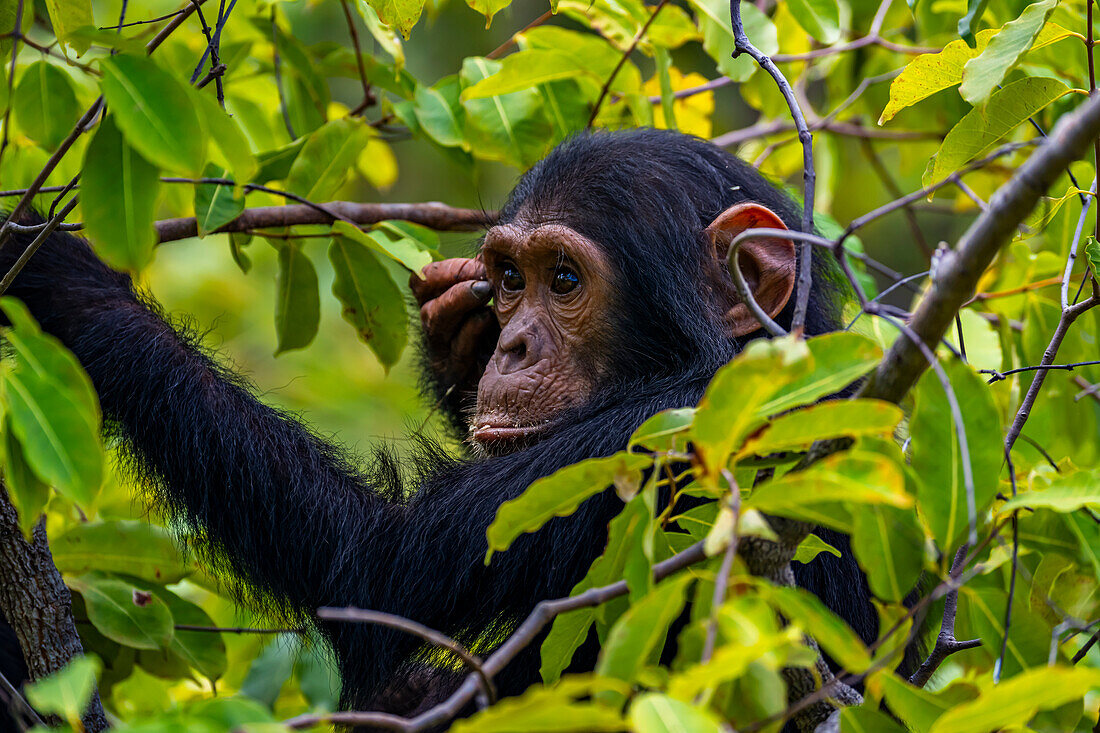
[1,0,1099,730]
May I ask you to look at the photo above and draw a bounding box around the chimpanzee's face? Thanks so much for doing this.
[472,222,615,453]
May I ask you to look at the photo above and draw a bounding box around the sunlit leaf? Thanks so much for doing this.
[793,533,841,563]
[99,55,206,175]
[486,452,651,562]
[596,574,692,692]
[930,667,1100,733]
[461,50,586,100]
[285,118,372,203]
[757,332,883,415]
[0,411,46,542]
[0,298,103,507]
[460,56,551,169]
[451,676,629,732]
[688,0,776,83]
[465,0,510,28]
[629,693,724,732]
[363,0,425,37]
[763,585,872,673]
[414,82,467,148]
[42,0,92,55]
[332,220,433,273]
[739,400,902,457]
[23,655,100,726]
[851,503,924,602]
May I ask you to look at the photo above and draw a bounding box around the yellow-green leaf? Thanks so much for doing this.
[739,399,903,457]
[12,61,80,151]
[929,77,1069,184]
[99,55,206,175]
[879,30,997,124]
[629,693,724,733]
[23,656,100,726]
[274,244,320,355]
[67,573,174,650]
[43,0,92,55]
[286,118,372,203]
[486,452,652,562]
[363,0,425,38]
[959,0,1057,105]
[329,235,408,369]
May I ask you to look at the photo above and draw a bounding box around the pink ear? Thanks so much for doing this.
[705,203,797,337]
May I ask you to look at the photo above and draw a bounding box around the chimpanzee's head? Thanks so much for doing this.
[471,128,843,451]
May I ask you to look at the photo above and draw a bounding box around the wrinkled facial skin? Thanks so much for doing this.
[472,223,614,454]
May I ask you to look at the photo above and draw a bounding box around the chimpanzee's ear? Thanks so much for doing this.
[705,202,797,337]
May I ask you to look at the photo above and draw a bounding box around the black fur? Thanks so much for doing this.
[0,610,27,733]
[0,129,885,719]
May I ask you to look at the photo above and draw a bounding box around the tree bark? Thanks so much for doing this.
[0,489,108,731]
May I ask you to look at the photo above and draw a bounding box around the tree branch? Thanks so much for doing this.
[155,201,494,242]
[859,92,1100,404]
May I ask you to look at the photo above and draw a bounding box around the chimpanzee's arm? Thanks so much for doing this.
[1,222,622,699]
[2,224,413,612]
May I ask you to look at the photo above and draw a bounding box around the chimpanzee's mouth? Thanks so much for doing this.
[470,420,551,445]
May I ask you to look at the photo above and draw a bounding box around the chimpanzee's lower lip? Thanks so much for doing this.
[471,423,549,443]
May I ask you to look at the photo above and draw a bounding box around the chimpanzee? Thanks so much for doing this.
[0,129,881,726]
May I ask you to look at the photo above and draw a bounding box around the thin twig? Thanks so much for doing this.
[317,607,497,705]
[982,360,1100,383]
[340,0,375,113]
[909,545,981,687]
[587,0,669,126]
[486,10,552,59]
[730,0,814,331]
[0,668,44,729]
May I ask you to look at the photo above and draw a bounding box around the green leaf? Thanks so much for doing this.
[596,575,692,689]
[793,533,841,563]
[461,50,586,100]
[274,244,321,355]
[52,520,194,584]
[253,139,306,184]
[875,672,956,731]
[82,114,160,271]
[930,667,1100,733]
[786,0,840,43]
[1084,236,1100,278]
[13,61,81,151]
[194,164,244,238]
[332,220,432,273]
[356,1,406,70]
[958,0,991,47]
[460,56,551,169]
[839,706,909,733]
[0,298,103,507]
[190,88,258,183]
[465,0,511,27]
[68,573,174,650]
[42,0,92,54]
[329,235,408,369]
[99,55,206,175]
[693,336,811,476]
[629,693,724,732]
[757,332,883,415]
[414,82,467,149]
[764,585,872,673]
[363,0,425,38]
[23,656,100,726]
[1001,469,1100,513]
[959,0,1057,104]
[628,408,695,452]
[851,503,924,602]
[688,0,776,83]
[746,451,910,532]
[739,400,903,457]
[286,118,372,203]
[450,677,629,732]
[1,414,49,540]
[910,358,1002,551]
[241,634,298,706]
[487,452,651,562]
[151,587,228,682]
[930,77,1069,184]
[540,493,650,683]
[880,31,996,123]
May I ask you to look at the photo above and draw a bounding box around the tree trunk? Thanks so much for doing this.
[0,488,108,731]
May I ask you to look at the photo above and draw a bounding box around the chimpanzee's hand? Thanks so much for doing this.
[410,258,499,395]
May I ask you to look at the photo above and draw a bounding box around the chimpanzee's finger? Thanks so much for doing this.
[420,278,493,339]
[410,258,487,304]
[450,309,497,368]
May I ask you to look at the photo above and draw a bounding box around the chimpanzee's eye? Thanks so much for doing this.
[551,267,580,295]
[500,264,525,293]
